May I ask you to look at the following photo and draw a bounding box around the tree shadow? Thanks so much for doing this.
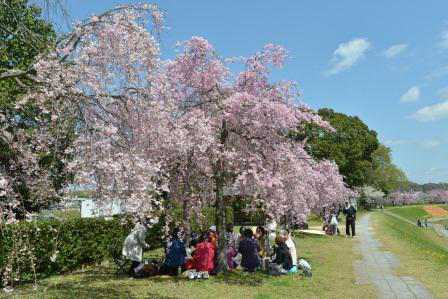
[15,281,137,299]
[212,271,266,286]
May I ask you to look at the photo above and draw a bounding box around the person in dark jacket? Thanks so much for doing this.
[343,201,357,237]
[272,236,293,271]
[159,228,187,276]
[238,228,261,272]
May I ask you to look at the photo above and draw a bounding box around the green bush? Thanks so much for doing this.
[0,216,162,286]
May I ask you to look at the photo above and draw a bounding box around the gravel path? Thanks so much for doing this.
[354,214,433,299]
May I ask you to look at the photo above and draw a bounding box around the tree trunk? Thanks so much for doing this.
[213,119,229,273]
[182,152,193,244]
[214,179,228,273]
[182,198,191,244]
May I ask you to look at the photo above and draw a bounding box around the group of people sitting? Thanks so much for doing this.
[122,221,311,279]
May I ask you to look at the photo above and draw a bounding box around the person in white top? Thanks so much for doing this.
[280,229,297,272]
[122,221,150,276]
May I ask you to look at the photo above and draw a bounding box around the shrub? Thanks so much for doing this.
[0,216,162,287]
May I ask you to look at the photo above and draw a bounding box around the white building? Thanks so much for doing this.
[80,198,123,218]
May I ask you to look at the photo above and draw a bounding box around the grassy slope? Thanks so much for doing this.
[5,235,375,299]
[372,211,448,299]
[386,205,429,222]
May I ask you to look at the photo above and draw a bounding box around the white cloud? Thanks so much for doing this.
[325,38,371,76]
[383,44,408,58]
[438,30,448,49]
[411,100,448,122]
[437,87,448,100]
[400,86,420,103]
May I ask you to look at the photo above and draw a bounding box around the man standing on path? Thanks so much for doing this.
[343,201,356,237]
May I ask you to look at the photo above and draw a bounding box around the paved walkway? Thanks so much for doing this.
[354,214,433,299]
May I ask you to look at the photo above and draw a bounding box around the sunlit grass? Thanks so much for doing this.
[387,205,429,222]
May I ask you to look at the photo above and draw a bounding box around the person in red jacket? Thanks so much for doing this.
[185,232,216,273]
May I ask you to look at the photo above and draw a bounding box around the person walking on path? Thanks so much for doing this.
[343,201,357,237]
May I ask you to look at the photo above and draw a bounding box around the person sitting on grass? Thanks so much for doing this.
[159,228,187,276]
[232,226,245,267]
[255,226,267,258]
[238,228,261,272]
[225,223,238,270]
[208,225,219,248]
[189,232,216,273]
[281,229,298,273]
[186,232,199,258]
[236,226,245,249]
[269,235,293,275]
[122,219,150,278]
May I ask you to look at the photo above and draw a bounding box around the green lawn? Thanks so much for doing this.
[386,205,429,222]
[372,211,448,299]
[3,234,375,299]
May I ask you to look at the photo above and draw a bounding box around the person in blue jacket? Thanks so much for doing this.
[159,228,187,276]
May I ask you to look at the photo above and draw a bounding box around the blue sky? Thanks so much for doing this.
[59,0,448,183]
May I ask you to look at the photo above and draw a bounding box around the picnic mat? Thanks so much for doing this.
[297,229,326,236]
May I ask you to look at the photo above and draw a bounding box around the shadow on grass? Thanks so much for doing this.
[15,275,183,299]
[12,265,307,298]
[212,271,266,286]
[48,282,134,299]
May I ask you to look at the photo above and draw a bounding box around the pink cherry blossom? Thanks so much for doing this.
[2,4,354,273]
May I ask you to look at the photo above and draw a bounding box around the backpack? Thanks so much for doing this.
[298,258,312,277]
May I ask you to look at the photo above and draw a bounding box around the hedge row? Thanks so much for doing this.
[0,216,162,286]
